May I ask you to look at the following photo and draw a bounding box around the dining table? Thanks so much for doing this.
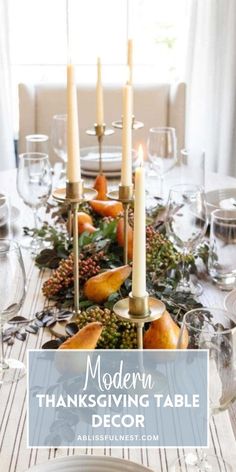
[0,166,236,472]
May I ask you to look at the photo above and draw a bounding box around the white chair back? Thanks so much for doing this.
[18,82,186,164]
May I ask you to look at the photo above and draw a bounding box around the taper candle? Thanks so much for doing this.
[96,57,104,126]
[132,145,146,297]
[127,38,133,85]
[66,63,81,183]
[121,84,132,186]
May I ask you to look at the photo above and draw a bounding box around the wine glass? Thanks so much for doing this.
[0,239,26,384]
[180,148,206,189]
[26,134,49,154]
[17,153,52,253]
[165,184,208,295]
[51,114,67,183]
[173,307,236,472]
[147,127,177,199]
[51,114,67,160]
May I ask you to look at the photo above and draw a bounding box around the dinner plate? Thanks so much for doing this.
[80,145,138,173]
[25,455,153,472]
[206,188,236,214]
[224,289,236,315]
[81,168,121,178]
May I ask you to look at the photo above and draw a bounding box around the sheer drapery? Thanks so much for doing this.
[185,0,236,177]
[0,0,15,171]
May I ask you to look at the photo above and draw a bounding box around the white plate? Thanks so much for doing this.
[206,188,236,214]
[81,168,121,178]
[80,145,137,173]
[224,289,236,315]
[25,455,153,472]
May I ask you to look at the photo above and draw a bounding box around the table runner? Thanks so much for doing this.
[0,169,236,471]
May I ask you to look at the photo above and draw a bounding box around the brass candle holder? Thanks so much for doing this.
[52,180,97,324]
[86,123,114,174]
[112,115,144,131]
[113,292,165,349]
[107,184,134,265]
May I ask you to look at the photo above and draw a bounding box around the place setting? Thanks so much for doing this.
[1,1,236,472]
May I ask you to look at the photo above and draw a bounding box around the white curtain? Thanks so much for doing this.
[185,0,236,177]
[0,0,15,171]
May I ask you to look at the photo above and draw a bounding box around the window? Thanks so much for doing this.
[9,0,187,131]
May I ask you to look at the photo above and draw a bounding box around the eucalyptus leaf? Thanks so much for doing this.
[8,316,28,324]
[15,332,27,342]
[42,339,62,349]
[65,322,79,337]
[25,324,39,334]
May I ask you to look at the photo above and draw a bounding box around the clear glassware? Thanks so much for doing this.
[0,239,26,384]
[208,209,236,290]
[173,307,236,472]
[51,114,67,164]
[17,152,52,253]
[147,126,177,199]
[180,148,206,189]
[165,184,208,295]
[0,194,11,238]
[25,134,49,154]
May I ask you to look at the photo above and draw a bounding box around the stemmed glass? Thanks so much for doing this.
[51,114,67,183]
[0,240,26,384]
[147,127,177,199]
[173,307,236,471]
[26,134,49,154]
[17,152,52,253]
[165,184,208,295]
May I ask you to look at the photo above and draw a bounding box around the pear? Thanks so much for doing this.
[59,321,103,350]
[55,322,103,375]
[144,310,188,349]
[80,222,97,234]
[90,199,123,218]
[116,217,133,260]
[67,211,96,235]
[93,174,108,200]
[84,265,131,303]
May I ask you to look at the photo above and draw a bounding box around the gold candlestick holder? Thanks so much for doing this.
[107,184,134,265]
[86,123,114,174]
[112,115,144,131]
[52,180,97,324]
[113,292,165,349]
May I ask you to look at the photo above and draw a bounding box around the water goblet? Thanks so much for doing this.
[172,307,236,471]
[17,152,52,253]
[51,113,67,163]
[0,239,26,384]
[147,127,177,200]
[165,184,208,295]
[208,209,236,290]
[26,134,49,154]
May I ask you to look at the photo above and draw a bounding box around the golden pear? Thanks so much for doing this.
[144,310,188,349]
[55,322,103,375]
[59,321,103,350]
[93,173,108,200]
[84,265,131,303]
[116,217,133,260]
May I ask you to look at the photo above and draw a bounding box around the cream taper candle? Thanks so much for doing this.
[121,84,132,186]
[96,57,104,126]
[132,145,146,297]
[127,38,133,85]
[66,63,81,182]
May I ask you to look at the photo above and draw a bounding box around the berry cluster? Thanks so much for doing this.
[42,251,104,299]
[77,306,137,349]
